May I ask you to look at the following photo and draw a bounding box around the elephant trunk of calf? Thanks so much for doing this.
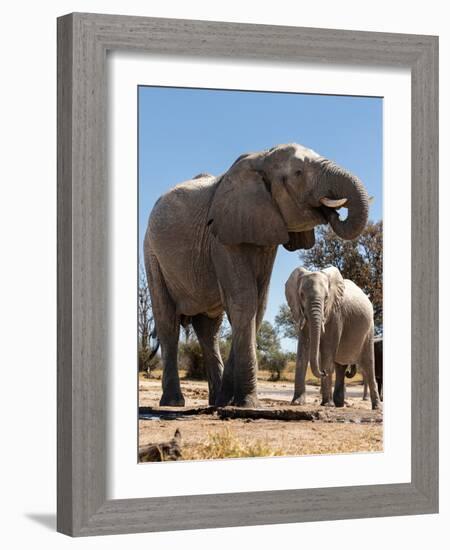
[308,300,326,378]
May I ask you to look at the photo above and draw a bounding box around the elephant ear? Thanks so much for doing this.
[208,166,289,246]
[323,266,345,320]
[285,267,309,330]
[283,229,315,251]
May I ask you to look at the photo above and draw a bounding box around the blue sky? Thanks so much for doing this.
[139,86,382,351]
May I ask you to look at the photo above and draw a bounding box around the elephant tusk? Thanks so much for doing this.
[319,197,348,208]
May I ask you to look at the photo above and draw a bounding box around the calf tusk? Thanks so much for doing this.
[320,197,348,208]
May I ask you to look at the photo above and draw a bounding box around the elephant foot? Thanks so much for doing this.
[231,393,260,408]
[208,395,217,406]
[207,381,223,406]
[207,387,219,406]
[321,400,335,408]
[215,391,233,407]
[372,400,382,411]
[333,393,345,408]
[362,395,369,401]
[291,394,306,406]
[159,393,185,407]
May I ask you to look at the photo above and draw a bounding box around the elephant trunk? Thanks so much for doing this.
[308,299,326,378]
[316,159,369,240]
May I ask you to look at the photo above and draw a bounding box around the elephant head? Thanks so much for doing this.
[208,143,369,250]
[285,266,345,378]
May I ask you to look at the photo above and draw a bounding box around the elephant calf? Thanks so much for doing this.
[285,266,381,410]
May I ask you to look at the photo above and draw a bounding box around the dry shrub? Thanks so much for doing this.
[179,340,206,380]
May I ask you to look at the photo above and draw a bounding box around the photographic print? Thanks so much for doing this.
[138,86,383,463]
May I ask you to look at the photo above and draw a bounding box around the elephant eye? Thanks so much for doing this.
[295,170,303,177]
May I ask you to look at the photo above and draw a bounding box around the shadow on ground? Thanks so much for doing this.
[25,513,56,531]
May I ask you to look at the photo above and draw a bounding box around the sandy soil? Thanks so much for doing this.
[139,376,383,461]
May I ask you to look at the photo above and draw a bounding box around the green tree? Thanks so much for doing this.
[275,221,383,337]
[256,320,289,381]
[301,221,382,332]
[274,303,297,340]
[256,320,280,355]
[260,350,287,381]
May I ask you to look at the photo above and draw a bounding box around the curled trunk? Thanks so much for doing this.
[316,159,369,240]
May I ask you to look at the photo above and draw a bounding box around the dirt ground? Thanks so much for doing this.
[139,374,383,461]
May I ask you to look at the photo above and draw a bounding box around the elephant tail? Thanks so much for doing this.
[345,364,357,379]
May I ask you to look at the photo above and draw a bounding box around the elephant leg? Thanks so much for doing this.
[319,350,334,407]
[292,334,308,405]
[362,375,369,400]
[229,320,259,408]
[159,326,183,406]
[146,255,184,407]
[320,371,334,406]
[377,378,383,401]
[359,339,381,410]
[214,249,259,408]
[192,314,224,405]
[216,346,234,407]
[226,292,259,407]
[333,364,347,407]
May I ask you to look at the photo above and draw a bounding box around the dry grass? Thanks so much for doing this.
[263,362,364,385]
[182,428,284,460]
[139,377,382,461]
[139,421,383,462]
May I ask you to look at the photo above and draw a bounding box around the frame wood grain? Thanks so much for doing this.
[57,12,438,536]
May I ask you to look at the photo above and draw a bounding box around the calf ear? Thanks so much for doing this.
[285,267,309,330]
[323,266,345,319]
[283,229,315,251]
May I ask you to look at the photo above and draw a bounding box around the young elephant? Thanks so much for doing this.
[285,266,381,410]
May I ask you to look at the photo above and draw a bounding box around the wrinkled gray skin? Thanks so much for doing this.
[285,266,381,410]
[144,143,370,407]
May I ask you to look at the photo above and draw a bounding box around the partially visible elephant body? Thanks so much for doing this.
[145,144,371,408]
[374,337,383,399]
[285,267,381,410]
[362,337,383,401]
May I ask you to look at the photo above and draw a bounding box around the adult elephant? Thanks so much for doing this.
[144,143,370,407]
[285,266,381,410]
[358,337,383,400]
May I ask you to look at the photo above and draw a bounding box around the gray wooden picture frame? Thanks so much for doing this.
[57,12,438,537]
